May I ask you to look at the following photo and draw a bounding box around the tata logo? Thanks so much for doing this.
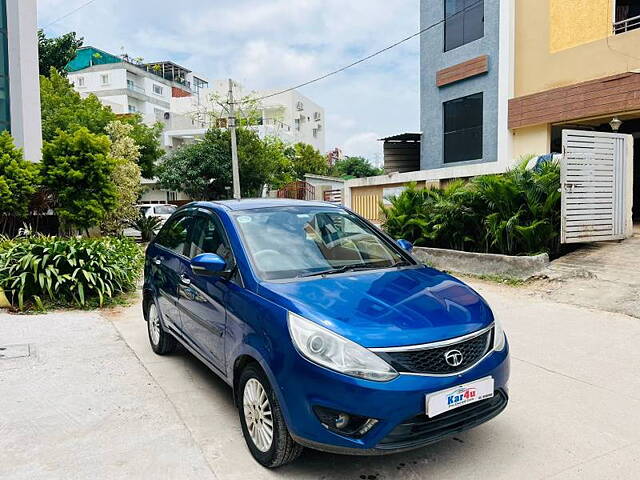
[444,349,464,367]
[447,387,477,406]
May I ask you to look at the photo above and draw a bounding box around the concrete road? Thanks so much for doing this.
[1,280,640,479]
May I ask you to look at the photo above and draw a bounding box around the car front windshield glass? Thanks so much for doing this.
[233,207,408,280]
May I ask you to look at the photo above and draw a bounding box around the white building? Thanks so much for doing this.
[166,79,326,152]
[3,0,42,161]
[67,47,209,203]
[67,47,209,127]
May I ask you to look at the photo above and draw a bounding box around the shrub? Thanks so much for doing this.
[0,236,143,310]
[40,128,117,233]
[0,131,40,222]
[381,158,561,256]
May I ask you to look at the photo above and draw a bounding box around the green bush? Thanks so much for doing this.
[381,158,561,256]
[0,236,143,310]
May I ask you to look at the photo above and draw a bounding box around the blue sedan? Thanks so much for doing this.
[143,199,509,467]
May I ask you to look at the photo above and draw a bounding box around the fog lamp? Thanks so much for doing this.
[313,406,379,438]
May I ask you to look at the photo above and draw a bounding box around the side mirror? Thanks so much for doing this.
[191,253,227,275]
[396,239,414,253]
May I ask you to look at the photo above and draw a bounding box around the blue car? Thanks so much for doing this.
[143,199,509,467]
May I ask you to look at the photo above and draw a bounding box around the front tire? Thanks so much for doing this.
[237,363,303,468]
[147,301,177,355]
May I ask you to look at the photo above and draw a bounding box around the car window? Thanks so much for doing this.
[188,215,235,267]
[154,214,194,256]
[139,206,151,216]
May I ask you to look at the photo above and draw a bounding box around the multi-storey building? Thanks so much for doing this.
[2,0,42,161]
[67,46,209,126]
[510,0,640,217]
[167,79,325,152]
[347,0,640,224]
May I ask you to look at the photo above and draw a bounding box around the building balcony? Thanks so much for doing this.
[127,84,145,94]
[614,13,640,34]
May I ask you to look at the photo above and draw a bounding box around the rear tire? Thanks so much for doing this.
[237,363,303,468]
[147,301,177,355]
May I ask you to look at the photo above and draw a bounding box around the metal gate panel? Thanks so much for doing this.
[561,130,633,244]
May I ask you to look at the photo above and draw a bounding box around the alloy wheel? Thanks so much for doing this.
[243,378,274,452]
[148,304,161,346]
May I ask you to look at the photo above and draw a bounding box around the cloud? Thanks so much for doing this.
[342,132,384,165]
[38,0,421,160]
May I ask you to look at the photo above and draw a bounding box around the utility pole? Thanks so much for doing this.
[228,78,241,200]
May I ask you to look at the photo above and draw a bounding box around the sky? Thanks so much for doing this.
[38,0,421,165]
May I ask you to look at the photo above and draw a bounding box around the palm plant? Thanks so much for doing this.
[128,216,163,242]
[379,157,561,256]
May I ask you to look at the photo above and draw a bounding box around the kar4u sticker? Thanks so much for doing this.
[446,386,491,408]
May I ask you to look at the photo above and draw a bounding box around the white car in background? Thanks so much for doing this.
[124,204,177,239]
[138,204,177,224]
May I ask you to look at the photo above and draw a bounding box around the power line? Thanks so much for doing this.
[42,0,102,29]
[245,0,484,103]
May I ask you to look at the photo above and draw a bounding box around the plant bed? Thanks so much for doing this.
[0,236,144,312]
[413,246,549,281]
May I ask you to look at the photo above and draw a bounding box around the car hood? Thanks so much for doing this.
[258,266,494,348]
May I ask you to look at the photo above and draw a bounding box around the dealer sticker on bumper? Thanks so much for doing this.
[426,377,494,418]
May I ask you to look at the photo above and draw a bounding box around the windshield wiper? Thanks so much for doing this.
[390,260,412,268]
[298,263,381,278]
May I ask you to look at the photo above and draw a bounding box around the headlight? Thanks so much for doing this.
[493,314,506,351]
[287,312,398,382]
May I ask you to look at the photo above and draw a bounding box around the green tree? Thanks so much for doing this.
[38,30,84,77]
[100,121,142,234]
[157,128,276,200]
[334,156,383,178]
[0,132,39,231]
[40,68,116,142]
[40,128,117,232]
[121,114,164,178]
[264,137,296,190]
[289,143,329,180]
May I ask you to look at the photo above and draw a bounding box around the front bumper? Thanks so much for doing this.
[275,341,510,454]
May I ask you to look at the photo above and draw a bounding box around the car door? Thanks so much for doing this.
[177,211,237,369]
[148,213,195,332]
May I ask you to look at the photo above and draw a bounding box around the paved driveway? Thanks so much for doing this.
[536,229,640,318]
[2,280,640,479]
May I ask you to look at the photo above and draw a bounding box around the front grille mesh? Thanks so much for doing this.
[376,328,493,375]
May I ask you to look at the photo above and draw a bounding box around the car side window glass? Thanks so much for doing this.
[189,215,235,268]
[155,215,193,256]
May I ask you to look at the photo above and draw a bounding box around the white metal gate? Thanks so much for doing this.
[561,130,634,244]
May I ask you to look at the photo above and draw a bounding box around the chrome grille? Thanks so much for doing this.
[374,327,494,375]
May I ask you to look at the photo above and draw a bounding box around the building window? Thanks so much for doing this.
[443,92,483,163]
[444,0,484,52]
[153,84,163,95]
[614,0,640,34]
[128,105,137,113]
[76,76,85,87]
[100,74,110,85]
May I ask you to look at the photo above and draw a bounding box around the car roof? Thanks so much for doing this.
[192,198,342,212]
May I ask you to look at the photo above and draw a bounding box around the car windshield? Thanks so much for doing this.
[154,205,176,215]
[233,207,409,280]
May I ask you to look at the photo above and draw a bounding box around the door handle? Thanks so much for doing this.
[180,274,191,285]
